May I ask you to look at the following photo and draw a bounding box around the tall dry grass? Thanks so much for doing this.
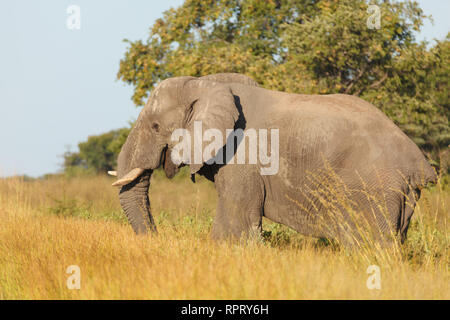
[0,168,448,299]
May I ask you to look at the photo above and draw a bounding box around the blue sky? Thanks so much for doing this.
[0,0,448,177]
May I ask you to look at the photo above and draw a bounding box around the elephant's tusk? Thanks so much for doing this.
[108,171,117,176]
[112,168,145,187]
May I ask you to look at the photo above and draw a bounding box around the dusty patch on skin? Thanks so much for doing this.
[150,93,163,112]
[149,81,171,112]
[278,157,295,189]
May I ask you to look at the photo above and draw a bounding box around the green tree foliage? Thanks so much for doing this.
[63,128,131,174]
[280,1,449,163]
[116,0,449,168]
[59,1,450,176]
[117,0,320,105]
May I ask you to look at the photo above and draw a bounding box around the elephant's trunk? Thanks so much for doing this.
[118,169,156,234]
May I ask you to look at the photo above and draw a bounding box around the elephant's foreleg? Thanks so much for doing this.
[211,200,263,240]
[211,166,264,241]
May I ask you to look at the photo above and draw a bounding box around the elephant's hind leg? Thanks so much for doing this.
[399,187,420,243]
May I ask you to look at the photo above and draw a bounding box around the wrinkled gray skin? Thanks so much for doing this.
[115,73,436,246]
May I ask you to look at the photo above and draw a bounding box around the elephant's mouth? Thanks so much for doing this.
[161,145,180,179]
[160,145,169,168]
[112,146,179,187]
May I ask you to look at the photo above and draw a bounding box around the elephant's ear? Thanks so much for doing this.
[185,82,239,174]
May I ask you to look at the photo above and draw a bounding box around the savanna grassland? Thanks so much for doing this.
[0,168,448,299]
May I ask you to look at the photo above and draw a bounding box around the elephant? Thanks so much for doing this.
[111,73,436,246]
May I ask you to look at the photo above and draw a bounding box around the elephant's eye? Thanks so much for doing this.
[151,122,160,132]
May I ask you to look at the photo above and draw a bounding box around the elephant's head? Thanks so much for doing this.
[112,73,258,234]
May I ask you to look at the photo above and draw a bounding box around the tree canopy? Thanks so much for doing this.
[66,0,449,175]
[63,128,130,175]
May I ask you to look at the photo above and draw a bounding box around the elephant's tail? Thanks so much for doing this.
[398,163,437,243]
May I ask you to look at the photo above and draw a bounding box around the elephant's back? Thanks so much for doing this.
[327,95,436,186]
[273,93,435,188]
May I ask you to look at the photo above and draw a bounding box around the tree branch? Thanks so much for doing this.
[369,73,388,89]
[344,65,367,94]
